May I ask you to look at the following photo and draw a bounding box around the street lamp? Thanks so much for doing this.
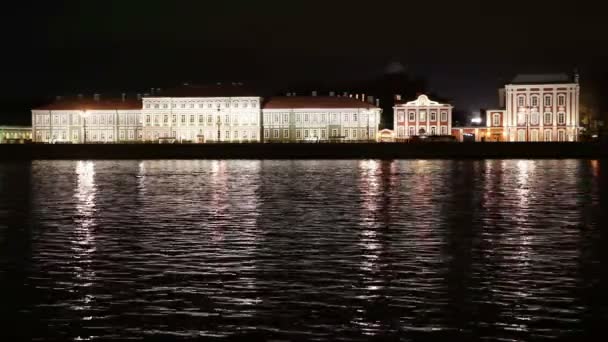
[216,107,221,142]
[80,110,88,144]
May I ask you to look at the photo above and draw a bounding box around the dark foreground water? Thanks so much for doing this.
[0,160,606,341]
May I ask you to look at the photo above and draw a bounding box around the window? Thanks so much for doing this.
[352,129,357,139]
[120,131,125,140]
[518,113,526,126]
[234,131,238,139]
[518,130,526,142]
[399,113,405,122]
[353,113,357,121]
[332,113,337,122]
[129,131,134,140]
[419,111,426,121]
[441,126,448,135]
[558,95,565,106]
[146,115,151,124]
[304,129,309,138]
[331,129,337,137]
[409,126,415,136]
[208,103,212,108]
[225,115,229,123]
[190,104,195,109]
[273,129,279,138]
[163,104,168,109]
[243,102,248,108]
[199,103,205,108]
[321,114,326,123]
[399,126,405,137]
[251,101,257,108]
[544,112,552,125]
[164,115,168,124]
[531,96,538,107]
[430,112,437,122]
[544,130,552,141]
[493,114,501,126]
[284,114,289,123]
[558,130,565,141]
[274,114,279,123]
[181,104,186,109]
[207,115,212,124]
[531,130,539,142]
[518,96,525,107]
[145,104,151,109]
[61,131,67,140]
[531,112,539,125]
[343,129,349,138]
[283,129,289,138]
[304,114,309,122]
[225,102,230,108]
[343,113,349,122]
[154,104,159,109]
[558,112,565,125]
[264,129,269,138]
[199,115,204,123]
[296,130,301,139]
[430,126,436,135]
[321,129,326,138]
[544,95,552,106]
[296,114,301,123]
[409,112,416,121]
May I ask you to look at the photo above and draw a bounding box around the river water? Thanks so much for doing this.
[0,160,606,341]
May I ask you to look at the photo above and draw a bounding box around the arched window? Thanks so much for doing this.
[419,128,426,135]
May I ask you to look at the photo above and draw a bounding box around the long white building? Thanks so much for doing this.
[262,97,381,142]
[30,84,381,143]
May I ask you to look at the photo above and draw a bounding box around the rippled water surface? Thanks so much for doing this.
[0,160,606,341]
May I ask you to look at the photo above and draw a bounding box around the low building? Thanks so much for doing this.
[31,96,142,143]
[0,126,32,143]
[261,96,381,142]
[393,94,453,141]
[485,73,580,142]
[141,84,262,143]
[377,129,395,142]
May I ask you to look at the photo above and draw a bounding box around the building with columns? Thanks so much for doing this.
[261,96,381,142]
[31,97,142,143]
[485,74,580,142]
[393,94,453,140]
[141,84,262,143]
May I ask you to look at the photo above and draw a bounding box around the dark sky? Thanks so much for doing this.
[2,0,607,122]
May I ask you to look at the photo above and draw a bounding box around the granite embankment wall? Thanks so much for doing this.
[1,143,607,160]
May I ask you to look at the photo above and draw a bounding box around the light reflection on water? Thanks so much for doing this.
[0,159,606,341]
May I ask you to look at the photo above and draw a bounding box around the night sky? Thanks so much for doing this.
[1,0,607,124]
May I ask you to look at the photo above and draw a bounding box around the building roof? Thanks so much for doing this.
[510,73,572,84]
[34,98,142,111]
[151,83,259,98]
[263,96,379,109]
[395,94,452,107]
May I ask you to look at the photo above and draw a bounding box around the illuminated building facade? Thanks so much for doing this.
[261,96,381,142]
[31,96,142,143]
[393,94,453,140]
[0,126,32,143]
[484,74,580,142]
[141,85,262,143]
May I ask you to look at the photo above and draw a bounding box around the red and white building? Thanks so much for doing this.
[486,74,580,142]
[393,94,453,140]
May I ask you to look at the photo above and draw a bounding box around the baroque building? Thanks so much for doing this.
[393,94,453,140]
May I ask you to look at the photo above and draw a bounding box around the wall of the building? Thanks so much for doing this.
[261,108,381,142]
[141,97,262,143]
[31,109,141,143]
[0,127,32,143]
[393,105,452,140]
[504,83,579,142]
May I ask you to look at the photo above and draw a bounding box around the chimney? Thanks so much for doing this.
[394,94,402,101]
[376,99,380,107]
[312,90,317,97]
[574,68,580,84]
[355,94,359,100]
[150,88,155,95]
[78,94,84,100]
[329,91,335,97]
[93,93,101,102]
[137,93,142,100]
[362,93,366,102]
[121,93,127,102]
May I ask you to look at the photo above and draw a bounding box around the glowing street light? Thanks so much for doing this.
[80,110,89,144]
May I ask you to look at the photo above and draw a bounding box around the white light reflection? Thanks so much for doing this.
[72,161,98,338]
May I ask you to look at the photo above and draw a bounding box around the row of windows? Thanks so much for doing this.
[397,126,449,137]
[144,114,258,125]
[515,129,568,142]
[145,100,258,109]
[35,130,137,142]
[492,112,568,126]
[146,130,258,140]
[398,111,448,122]
[264,128,375,139]
[517,94,566,107]
[263,112,376,125]
[0,132,31,139]
[36,114,139,126]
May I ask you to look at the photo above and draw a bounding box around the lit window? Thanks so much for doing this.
[343,113,349,122]
[441,111,447,122]
[558,95,565,106]
[430,126,436,135]
[331,129,337,137]
[353,113,357,121]
[493,114,500,126]
[544,95,551,106]
[321,129,326,138]
[518,96,525,107]
[419,111,426,121]
[544,130,552,141]
[531,96,538,107]
[304,114,309,122]
[181,115,186,123]
[172,115,177,123]
[284,114,289,123]
[430,112,437,121]
[409,112,416,121]
[544,112,552,125]
[199,115,204,123]
[274,114,279,122]
[296,130,301,139]
[273,129,279,138]
[531,112,539,125]
[558,130,565,141]
[441,126,448,135]
[146,115,151,123]
[352,129,357,138]
[399,113,405,122]
[304,129,309,137]
[409,126,415,136]
[264,129,269,138]
[558,112,565,124]
[283,129,289,138]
